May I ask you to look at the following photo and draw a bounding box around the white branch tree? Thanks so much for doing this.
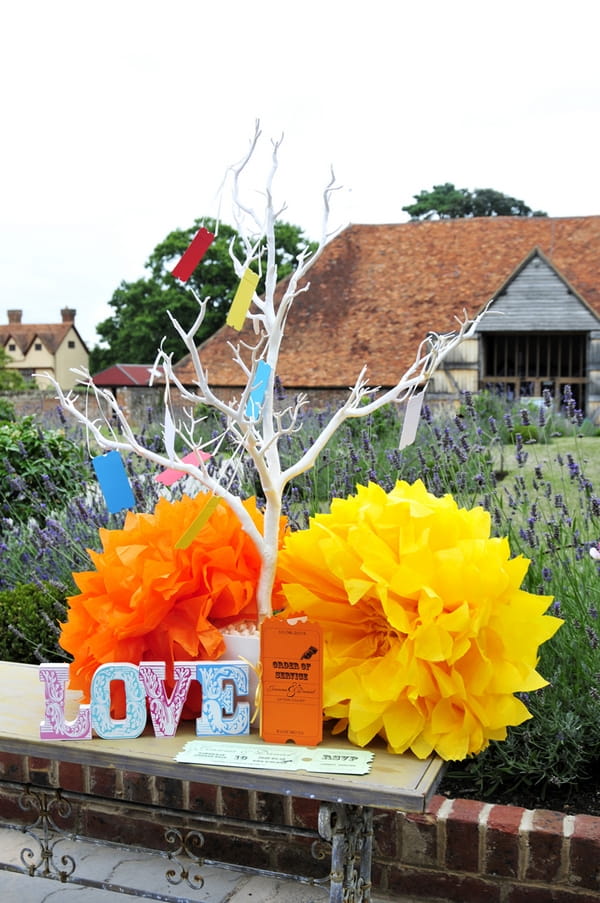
[46,123,481,625]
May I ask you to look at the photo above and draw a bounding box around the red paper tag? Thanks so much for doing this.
[260,616,323,746]
[171,227,215,282]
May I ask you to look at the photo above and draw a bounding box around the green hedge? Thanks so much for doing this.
[0,582,70,663]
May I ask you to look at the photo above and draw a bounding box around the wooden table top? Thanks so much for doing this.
[0,661,445,812]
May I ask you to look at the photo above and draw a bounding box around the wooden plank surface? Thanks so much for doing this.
[0,661,445,812]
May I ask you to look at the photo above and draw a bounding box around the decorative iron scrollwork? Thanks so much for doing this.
[318,803,374,902]
[2,782,373,901]
[18,786,76,881]
[164,826,205,889]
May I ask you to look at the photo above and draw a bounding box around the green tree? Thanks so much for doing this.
[90,218,316,371]
[402,183,547,220]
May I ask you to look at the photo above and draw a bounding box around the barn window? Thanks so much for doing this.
[34,342,42,351]
[481,332,586,409]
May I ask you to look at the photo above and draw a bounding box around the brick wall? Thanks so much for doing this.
[1,750,599,901]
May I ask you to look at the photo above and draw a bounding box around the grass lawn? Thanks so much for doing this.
[496,435,600,497]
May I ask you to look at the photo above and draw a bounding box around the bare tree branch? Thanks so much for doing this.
[43,126,481,624]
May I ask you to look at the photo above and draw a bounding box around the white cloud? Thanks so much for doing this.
[1,0,599,348]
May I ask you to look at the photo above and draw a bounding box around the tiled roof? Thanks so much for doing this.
[0,323,75,355]
[92,364,158,387]
[174,216,600,389]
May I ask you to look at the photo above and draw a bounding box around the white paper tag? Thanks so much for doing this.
[175,741,374,775]
[164,407,176,459]
[399,390,425,450]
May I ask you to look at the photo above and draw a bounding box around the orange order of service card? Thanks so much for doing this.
[260,615,323,746]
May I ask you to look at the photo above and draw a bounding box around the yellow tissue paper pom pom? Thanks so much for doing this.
[276,480,562,760]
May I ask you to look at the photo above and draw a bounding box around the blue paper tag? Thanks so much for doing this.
[92,450,135,513]
[245,360,272,420]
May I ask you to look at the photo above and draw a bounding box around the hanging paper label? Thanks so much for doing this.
[260,616,323,747]
[245,359,272,420]
[155,449,211,486]
[164,407,176,459]
[175,741,374,774]
[226,268,260,330]
[92,450,135,513]
[171,227,215,282]
[175,495,220,549]
[399,390,425,450]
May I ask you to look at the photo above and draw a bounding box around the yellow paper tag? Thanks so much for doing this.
[175,496,220,549]
[226,269,260,330]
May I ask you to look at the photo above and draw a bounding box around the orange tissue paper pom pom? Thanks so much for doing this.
[60,493,286,718]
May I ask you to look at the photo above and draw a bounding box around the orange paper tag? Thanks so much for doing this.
[260,616,323,746]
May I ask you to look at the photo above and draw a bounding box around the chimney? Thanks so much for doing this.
[61,307,76,323]
[7,309,22,324]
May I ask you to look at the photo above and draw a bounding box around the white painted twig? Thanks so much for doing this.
[44,128,480,624]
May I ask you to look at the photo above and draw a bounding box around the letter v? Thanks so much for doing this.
[139,661,195,737]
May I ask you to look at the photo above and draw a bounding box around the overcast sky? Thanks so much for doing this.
[1,0,599,349]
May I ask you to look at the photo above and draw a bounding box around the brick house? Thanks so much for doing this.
[0,308,89,391]
[173,215,600,419]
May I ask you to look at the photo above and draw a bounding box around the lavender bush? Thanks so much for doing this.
[246,386,600,798]
[0,388,599,800]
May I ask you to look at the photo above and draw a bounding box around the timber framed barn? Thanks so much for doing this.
[174,215,600,419]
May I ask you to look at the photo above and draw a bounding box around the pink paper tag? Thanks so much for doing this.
[155,449,211,486]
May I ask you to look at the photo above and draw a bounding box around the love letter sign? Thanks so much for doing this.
[39,660,250,741]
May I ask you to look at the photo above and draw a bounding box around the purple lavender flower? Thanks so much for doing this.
[520,408,531,427]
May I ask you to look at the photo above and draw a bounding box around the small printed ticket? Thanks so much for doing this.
[175,741,374,775]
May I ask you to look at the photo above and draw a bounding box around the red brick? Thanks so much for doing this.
[80,803,119,842]
[188,780,219,815]
[373,810,398,859]
[58,760,86,793]
[485,804,525,878]
[201,832,272,870]
[445,798,487,872]
[117,811,168,851]
[276,835,330,880]
[0,786,29,824]
[0,751,26,782]
[27,755,57,788]
[290,795,320,828]
[220,785,250,819]
[387,866,502,902]
[427,793,452,816]
[370,860,386,893]
[253,790,285,824]
[507,886,600,903]
[525,808,566,883]
[400,808,438,867]
[154,775,184,810]
[569,813,600,891]
[122,770,155,805]
[88,765,118,798]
